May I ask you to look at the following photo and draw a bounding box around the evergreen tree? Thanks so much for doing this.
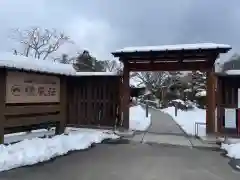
[73,50,105,72]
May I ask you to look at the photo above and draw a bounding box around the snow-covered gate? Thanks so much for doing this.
[66,75,121,128]
[112,43,231,133]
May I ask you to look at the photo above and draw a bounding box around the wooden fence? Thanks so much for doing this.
[216,75,240,136]
[66,75,121,127]
[0,68,121,144]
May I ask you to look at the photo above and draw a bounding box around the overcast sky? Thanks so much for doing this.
[0,0,239,61]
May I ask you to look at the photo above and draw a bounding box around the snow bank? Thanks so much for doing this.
[0,128,119,172]
[4,129,55,144]
[130,105,151,131]
[161,106,206,136]
[221,143,240,159]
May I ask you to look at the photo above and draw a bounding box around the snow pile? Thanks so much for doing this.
[130,105,151,131]
[172,99,185,105]
[4,129,55,144]
[183,88,192,92]
[0,128,119,172]
[221,142,240,159]
[195,90,206,97]
[161,106,206,136]
[169,99,195,110]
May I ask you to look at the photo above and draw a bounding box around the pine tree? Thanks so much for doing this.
[73,50,94,72]
[189,71,206,101]
[73,50,105,72]
[59,54,70,64]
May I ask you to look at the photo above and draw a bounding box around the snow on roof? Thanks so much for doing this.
[0,53,119,76]
[0,53,76,75]
[113,43,231,54]
[75,72,118,76]
[225,70,240,75]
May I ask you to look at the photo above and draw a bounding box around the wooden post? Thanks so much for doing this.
[146,100,149,118]
[0,69,6,144]
[206,69,216,134]
[56,76,67,135]
[117,76,123,128]
[216,76,222,133]
[122,62,130,129]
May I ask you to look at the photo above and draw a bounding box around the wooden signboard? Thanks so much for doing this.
[6,71,60,103]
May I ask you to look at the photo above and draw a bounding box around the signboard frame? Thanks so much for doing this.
[5,71,60,103]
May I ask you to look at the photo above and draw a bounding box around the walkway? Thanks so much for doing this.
[130,107,217,148]
[147,108,185,135]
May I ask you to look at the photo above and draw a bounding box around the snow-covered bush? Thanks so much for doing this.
[168,99,194,111]
[195,90,206,109]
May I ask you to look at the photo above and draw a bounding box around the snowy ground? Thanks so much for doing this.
[221,143,240,159]
[0,128,119,172]
[161,106,206,137]
[162,105,240,160]
[129,105,151,131]
[4,129,55,144]
[0,105,150,172]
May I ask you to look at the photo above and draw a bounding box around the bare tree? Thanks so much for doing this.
[135,72,170,92]
[10,27,72,60]
[103,59,123,73]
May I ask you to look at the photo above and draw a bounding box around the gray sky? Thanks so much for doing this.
[0,0,239,60]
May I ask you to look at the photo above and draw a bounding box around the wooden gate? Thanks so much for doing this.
[67,75,121,127]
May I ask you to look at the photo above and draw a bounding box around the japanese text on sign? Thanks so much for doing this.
[6,71,60,103]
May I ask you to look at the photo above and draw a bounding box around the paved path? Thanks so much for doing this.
[131,107,217,148]
[147,108,185,136]
[0,143,238,180]
[130,107,193,146]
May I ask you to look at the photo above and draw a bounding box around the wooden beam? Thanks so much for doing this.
[129,61,212,71]
[216,76,223,133]
[126,56,209,62]
[122,63,130,129]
